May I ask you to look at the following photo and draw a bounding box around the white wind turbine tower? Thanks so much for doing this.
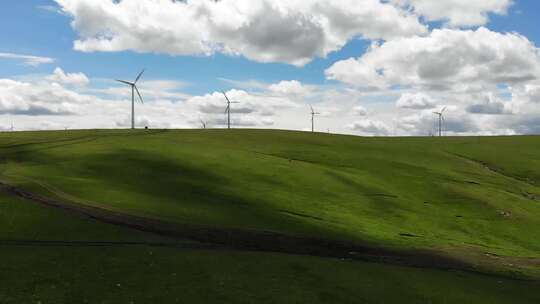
[310,105,320,133]
[116,69,145,129]
[222,91,239,129]
[433,107,447,137]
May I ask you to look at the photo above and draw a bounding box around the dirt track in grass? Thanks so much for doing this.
[1,182,535,280]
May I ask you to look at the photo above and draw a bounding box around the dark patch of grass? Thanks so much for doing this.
[1,191,540,303]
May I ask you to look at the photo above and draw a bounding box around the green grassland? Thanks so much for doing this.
[1,132,539,255]
[0,129,539,293]
[1,191,539,303]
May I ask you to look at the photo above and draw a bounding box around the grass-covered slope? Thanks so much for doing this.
[2,191,540,303]
[0,129,539,276]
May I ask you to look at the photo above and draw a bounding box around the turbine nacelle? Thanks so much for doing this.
[310,105,320,116]
[433,106,447,116]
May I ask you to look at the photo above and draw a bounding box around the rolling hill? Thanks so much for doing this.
[0,129,539,302]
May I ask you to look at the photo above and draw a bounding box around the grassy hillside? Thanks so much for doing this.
[2,191,540,303]
[0,129,539,277]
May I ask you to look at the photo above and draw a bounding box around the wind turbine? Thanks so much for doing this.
[433,107,447,137]
[200,118,207,129]
[222,91,239,129]
[116,69,145,129]
[310,105,320,133]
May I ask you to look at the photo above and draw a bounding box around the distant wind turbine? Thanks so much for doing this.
[433,107,447,137]
[116,69,145,129]
[200,118,207,129]
[310,105,320,133]
[222,91,239,129]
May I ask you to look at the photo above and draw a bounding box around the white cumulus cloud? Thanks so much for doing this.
[348,119,390,136]
[466,93,513,115]
[54,0,426,66]
[396,92,436,109]
[352,105,368,116]
[390,0,513,27]
[326,27,540,91]
[47,67,90,86]
[0,79,90,116]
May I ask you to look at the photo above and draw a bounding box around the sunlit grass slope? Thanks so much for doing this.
[2,192,539,304]
[0,129,539,275]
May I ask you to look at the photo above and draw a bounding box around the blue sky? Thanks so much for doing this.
[1,0,534,94]
[1,1,373,95]
[0,0,539,135]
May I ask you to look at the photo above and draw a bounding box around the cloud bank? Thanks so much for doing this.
[391,0,513,27]
[326,27,540,90]
[0,52,55,66]
[1,0,536,136]
[55,0,427,66]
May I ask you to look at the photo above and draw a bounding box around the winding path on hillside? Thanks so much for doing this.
[1,181,537,281]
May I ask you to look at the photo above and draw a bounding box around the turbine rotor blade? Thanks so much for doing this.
[116,80,134,86]
[134,69,145,84]
[225,105,230,114]
[222,91,231,103]
[134,85,144,104]
[441,106,447,113]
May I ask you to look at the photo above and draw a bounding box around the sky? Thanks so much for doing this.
[0,0,539,135]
